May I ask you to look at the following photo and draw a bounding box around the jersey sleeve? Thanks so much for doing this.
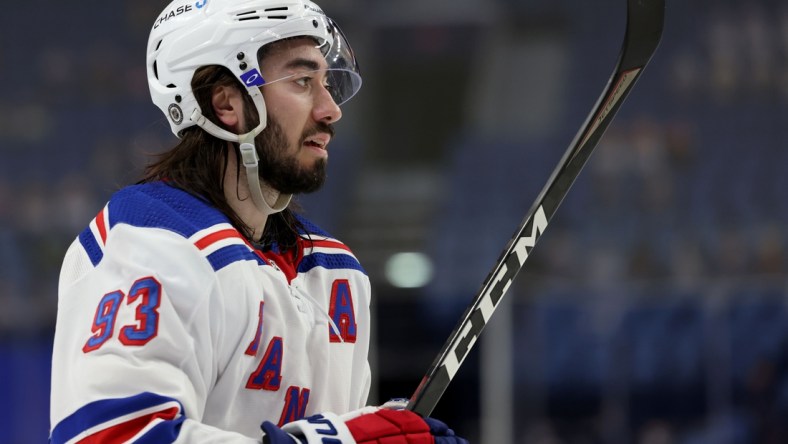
[50,224,260,444]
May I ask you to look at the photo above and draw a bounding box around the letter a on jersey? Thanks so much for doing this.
[329,280,357,343]
[246,337,283,391]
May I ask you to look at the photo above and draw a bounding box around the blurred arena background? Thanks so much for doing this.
[1,0,787,442]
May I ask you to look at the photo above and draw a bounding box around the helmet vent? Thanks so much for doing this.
[235,7,290,21]
[236,10,259,20]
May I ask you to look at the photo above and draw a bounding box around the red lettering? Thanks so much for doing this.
[278,386,310,426]
[329,280,357,343]
[246,337,283,391]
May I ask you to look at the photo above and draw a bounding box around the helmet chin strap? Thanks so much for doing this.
[190,88,292,218]
[237,138,292,217]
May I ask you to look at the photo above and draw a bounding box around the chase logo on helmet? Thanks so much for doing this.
[153,3,200,30]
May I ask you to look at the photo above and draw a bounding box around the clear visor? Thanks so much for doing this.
[259,18,362,106]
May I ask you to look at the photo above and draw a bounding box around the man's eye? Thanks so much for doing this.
[294,76,312,87]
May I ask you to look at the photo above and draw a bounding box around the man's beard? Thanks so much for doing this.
[252,117,332,194]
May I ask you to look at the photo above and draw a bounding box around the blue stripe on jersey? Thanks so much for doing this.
[50,392,184,444]
[207,244,267,270]
[295,214,331,238]
[77,182,253,271]
[293,214,366,275]
[78,227,104,266]
[79,182,361,273]
[107,182,230,238]
[298,252,365,274]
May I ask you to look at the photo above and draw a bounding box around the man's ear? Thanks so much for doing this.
[211,85,245,131]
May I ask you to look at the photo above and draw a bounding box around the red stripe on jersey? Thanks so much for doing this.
[76,406,180,444]
[194,228,241,250]
[95,208,108,245]
[309,239,352,253]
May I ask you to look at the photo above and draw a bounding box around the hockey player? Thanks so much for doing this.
[49,0,468,443]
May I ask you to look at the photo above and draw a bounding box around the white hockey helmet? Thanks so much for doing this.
[147,0,362,142]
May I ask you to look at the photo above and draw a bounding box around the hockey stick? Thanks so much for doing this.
[406,0,665,416]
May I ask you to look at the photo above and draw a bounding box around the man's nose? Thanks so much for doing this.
[313,85,342,123]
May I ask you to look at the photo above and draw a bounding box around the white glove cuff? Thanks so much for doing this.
[281,412,356,444]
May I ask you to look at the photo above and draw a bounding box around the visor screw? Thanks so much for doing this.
[239,62,248,70]
[175,94,182,103]
[312,19,318,28]
[237,52,245,60]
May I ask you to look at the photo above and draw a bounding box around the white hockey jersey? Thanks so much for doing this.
[50,181,372,443]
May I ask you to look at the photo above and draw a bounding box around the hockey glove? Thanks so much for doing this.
[261,408,468,444]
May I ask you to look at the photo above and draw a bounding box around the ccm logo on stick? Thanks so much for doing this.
[443,206,548,378]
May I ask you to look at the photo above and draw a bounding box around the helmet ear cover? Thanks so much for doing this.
[183,65,255,136]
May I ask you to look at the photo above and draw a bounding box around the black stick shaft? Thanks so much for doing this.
[407,0,665,416]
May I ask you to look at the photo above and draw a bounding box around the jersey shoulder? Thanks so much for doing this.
[295,213,334,239]
[76,182,255,270]
[294,214,367,276]
[107,181,229,236]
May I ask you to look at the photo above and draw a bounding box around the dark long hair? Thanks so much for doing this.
[139,65,303,251]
